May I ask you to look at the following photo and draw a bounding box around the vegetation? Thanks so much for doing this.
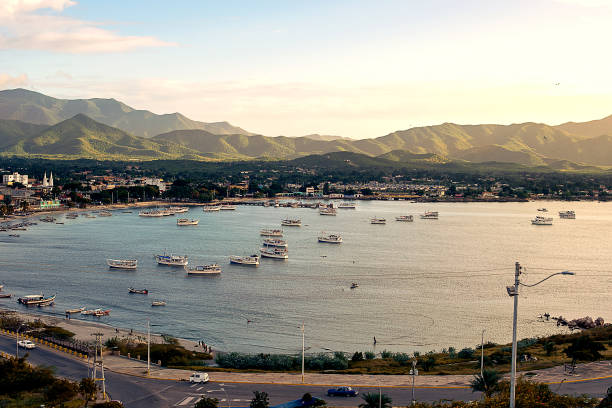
[470,369,500,395]
[250,391,270,408]
[215,352,348,371]
[104,336,211,367]
[194,396,219,408]
[359,392,392,408]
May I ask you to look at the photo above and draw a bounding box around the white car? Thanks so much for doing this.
[18,340,36,349]
[189,372,209,383]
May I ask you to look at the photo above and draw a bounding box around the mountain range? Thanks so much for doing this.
[1,88,612,168]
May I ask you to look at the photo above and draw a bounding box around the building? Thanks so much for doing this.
[142,177,167,192]
[42,172,54,188]
[40,199,61,210]
[2,172,28,186]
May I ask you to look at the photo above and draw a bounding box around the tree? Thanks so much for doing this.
[302,393,326,407]
[563,335,606,363]
[195,396,219,408]
[92,402,124,408]
[470,368,500,395]
[44,378,78,405]
[543,341,555,356]
[359,392,392,408]
[79,377,98,404]
[250,391,269,408]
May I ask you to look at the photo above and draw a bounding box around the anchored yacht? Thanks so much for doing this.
[155,253,188,266]
[420,211,439,220]
[370,217,386,224]
[281,219,301,227]
[531,216,553,225]
[107,259,138,269]
[230,255,260,266]
[260,247,289,259]
[318,233,343,244]
[559,210,576,219]
[395,215,414,222]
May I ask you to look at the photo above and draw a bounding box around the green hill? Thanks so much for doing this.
[0,88,251,138]
[0,119,48,149]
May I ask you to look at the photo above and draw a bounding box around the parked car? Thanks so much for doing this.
[327,386,358,397]
[189,372,209,383]
[17,340,36,349]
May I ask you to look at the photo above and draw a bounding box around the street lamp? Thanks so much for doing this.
[146,319,162,376]
[507,262,574,408]
[16,324,26,358]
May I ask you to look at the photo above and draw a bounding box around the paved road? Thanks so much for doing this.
[1,335,609,407]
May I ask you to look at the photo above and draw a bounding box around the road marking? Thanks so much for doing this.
[196,387,203,391]
[178,396,196,406]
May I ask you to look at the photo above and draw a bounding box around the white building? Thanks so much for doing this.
[2,172,28,186]
[142,177,167,192]
[42,172,54,188]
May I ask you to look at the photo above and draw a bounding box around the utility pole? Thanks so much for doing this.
[509,262,521,408]
[147,319,151,376]
[91,332,106,401]
[301,322,305,383]
[410,359,418,406]
[481,329,486,378]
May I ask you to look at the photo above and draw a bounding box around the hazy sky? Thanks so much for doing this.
[1,0,612,138]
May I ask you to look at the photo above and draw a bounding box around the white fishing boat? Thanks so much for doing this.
[281,218,301,227]
[395,215,414,222]
[319,207,337,216]
[260,247,289,259]
[420,211,439,220]
[318,233,343,243]
[262,238,288,248]
[177,218,199,226]
[18,294,56,306]
[151,301,166,307]
[370,217,386,224]
[169,206,189,213]
[559,210,576,219]
[81,308,110,316]
[338,202,356,209]
[531,215,553,225]
[139,209,164,217]
[107,259,138,269]
[230,255,260,266]
[260,228,283,237]
[203,206,221,212]
[98,210,112,217]
[65,307,85,314]
[155,253,188,266]
[220,205,237,211]
[186,264,222,275]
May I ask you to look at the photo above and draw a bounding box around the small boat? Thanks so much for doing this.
[229,255,260,266]
[350,282,359,289]
[18,294,56,306]
[0,294,12,299]
[531,216,553,225]
[81,308,110,316]
[121,211,133,214]
[220,205,237,211]
[420,211,439,220]
[98,210,112,217]
[281,219,301,227]
[55,222,64,224]
[169,206,189,213]
[107,259,138,269]
[338,202,356,209]
[139,210,164,217]
[370,217,386,224]
[262,238,288,248]
[65,307,85,314]
[260,247,289,259]
[155,253,188,266]
[318,233,343,244]
[128,287,149,294]
[395,215,414,222]
[559,210,576,219]
[203,206,221,212]
[66,213,78,219]
[151,301,166,307]
[260,229,283,237]
[40,216,56,223]
[85,214,96,218]
[186,264,222,275]
[537,208,548,212]
[319,207,337,216]
[8,234,19,237]
[177,218,199,226]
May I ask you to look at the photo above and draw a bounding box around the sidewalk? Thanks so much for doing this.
[102,354,612,388]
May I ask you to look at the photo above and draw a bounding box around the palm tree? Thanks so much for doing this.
[471,368,500,395]
[359,392,392,408]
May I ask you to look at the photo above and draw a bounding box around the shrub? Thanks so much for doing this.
[380,350,393,359]
[421,356,436,372]
[40,325,75,340]
[564,336,606,363]
[364,351,375,360]
[457,348,475,359]
[447,347,456,358]
[44,379,78,405]
[0,356,55,395]
[250,391,269,408]
[392,352,412,365]
[351,352,364,362]
[195,396,219,408]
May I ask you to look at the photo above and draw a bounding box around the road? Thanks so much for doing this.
[1,335,610,407]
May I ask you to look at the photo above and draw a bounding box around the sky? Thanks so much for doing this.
[1,0,612,138]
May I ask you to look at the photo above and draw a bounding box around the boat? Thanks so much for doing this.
[40,216,56,223]
[531,216,553,225]
[318,233,343,244]
[98,210,112,217]
[139,209,164,217]
[220,205,237,211]
[203,206,221,212]
[155,253,188,266]
[177,218,199,226]
[122,211,133,214]
[169,206,189,213]
[420,211,439,220]
[65,307,85,314]
[186,264,222,275]
[107,259,138,270]
[85,214,96,218]
[81,308,110,316]
[55,222,64,224]
[229,255,260,266]
[128,287,149,294]
[262,238,288,248]
[281,219,301,227]
[66,213,78,219]
[338,202,356,209]
[0,294,12,299]
[18,294,56,306]
[260,228,283,237]
[537,208,548,212]
[350,282,359,289]
[260,247,289,259]
[8,234,19,237]
[151,301,166,307]
[559,210,576,219]
[370,217,386,224]
[395,215,414,222]
[319,207,337,216]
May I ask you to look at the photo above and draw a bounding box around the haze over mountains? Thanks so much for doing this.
[1,88,612,168]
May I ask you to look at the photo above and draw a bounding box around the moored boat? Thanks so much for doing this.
[395,215,414,222]
[220,205,237,211]
[319,207,337,216]
[107,259,138,269]
[260,228,283,237]
[139,209,164,217]
[350,282,359,289]
[0,293,12,299]
[229,255,260,266]
[370,217,386,224]
[559,210,576,219]
[155,253,188,266]
[18,294,56,306]
[281,219,301,227]
[338,202,356,209]
[177,218,199,226]
[98,210,112,217]
[203,206,221,212]
[65,307,85,314]
[186,264,222,275]
[169,206,189,213]
[81,308,110,316]
[151,301,166,307]
[262,238,288,248]
[531,215,553,225]
[420,211,439,220]
[128,287,149,294]
[260,247,289,259]
[318,233,342,243]
[537,208,548,212]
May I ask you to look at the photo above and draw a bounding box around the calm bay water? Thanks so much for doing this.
[1,201,611,355]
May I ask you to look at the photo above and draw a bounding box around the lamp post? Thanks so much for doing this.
[300,322,305,384]
[480,329,486,379]
[146,319,162,376]
[507,262,574,408]
[410,359,418,406]
[16,324,25,358]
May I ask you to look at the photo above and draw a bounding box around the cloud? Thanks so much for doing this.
[0,73,30,88]
[0,0,174,53]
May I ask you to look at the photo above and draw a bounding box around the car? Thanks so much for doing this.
[17,340,36,349]
[327,386,358,397]
[189,372,209,383]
